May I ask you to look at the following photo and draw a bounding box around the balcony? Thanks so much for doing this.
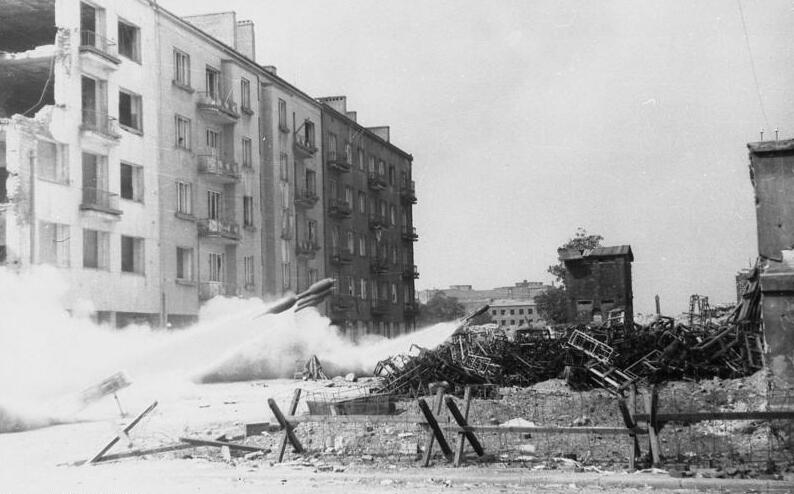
[400,180,417,204]
[370,257,390,275]
[78,30,120,68]
[330,294,355,313]
[196,91,239,124]
[328,198,352,219]
[327,152,352,173]
[296,239,321,259]
[294,133,317,157]
[199,281,239,301]
[401,225,419,242]
[368,213,388,231]
[370,301,391,317]
[198,218,241,241]
[80,187,122,217]
[367,172,387,191]
[81,110,121,143]
[402,264,419,280]
[198,154,240,182]
[329,247,354,266]
[294,187,319,209]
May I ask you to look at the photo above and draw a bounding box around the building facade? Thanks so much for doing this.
[319,96,417,338]
[419,280,552,314]
[489,299,545,329]
[558,245,634,327]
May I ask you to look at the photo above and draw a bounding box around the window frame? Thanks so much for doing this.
[118,88,143,133]
[173,48,191,87]
[117,18,141,63]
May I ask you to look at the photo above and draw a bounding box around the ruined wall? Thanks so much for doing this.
[564,257,633,326]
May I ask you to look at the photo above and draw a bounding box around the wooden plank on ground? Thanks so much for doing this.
[179,437,271,453]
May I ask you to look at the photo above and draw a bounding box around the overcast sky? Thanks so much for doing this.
[162,0,794,314]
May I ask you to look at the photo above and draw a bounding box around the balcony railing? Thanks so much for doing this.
[367,172,387,191]
[199,281,238,301]
[80,187,122,216]
[197,91,239,122]
[368,213,388,230]
[198,218,241,240]
[296,239,321,258]
[79,30,120,64]
[370,257,390,275]
[328,198,352,219]
[327,152,352,173]
[330,247,354,265]
[400,180,417,204]
[294,133,317,156]
[401,225,419,241]
[81,110,121,140]
[294,187,319,208]
[198,154,240,181]
[370,300,391,316]
[402,264,419,280]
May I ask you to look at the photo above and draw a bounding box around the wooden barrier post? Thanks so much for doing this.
[617,398,640,470]
[418,398,452,465]
[446,395,484,466]
[86,400,158,464]
[643,386,661,466]
[269,388,303,462]
[454,386,474,466]
[420,385,447,466]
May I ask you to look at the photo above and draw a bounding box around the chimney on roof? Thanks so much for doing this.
[235,20,255,60]
[367,126,390,143]
[263,65,277,75]
[346,111,357,122]
[318,96,347,114]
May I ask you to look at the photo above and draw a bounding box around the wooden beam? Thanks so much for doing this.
[179,437,271,453]
[618,398,640,470]
[269,394,304,462]
[418,398,452,463]
[445,396,484,464]
[421,386,446,466]
[633,410,794,424]
[454,386,473,467]
[644,388,661,467]
[275,388,302,462]
[86,401,158,465]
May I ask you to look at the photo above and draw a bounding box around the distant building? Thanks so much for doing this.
[489,299,545,329]
[559,245,634,327]
[419,280,552,314]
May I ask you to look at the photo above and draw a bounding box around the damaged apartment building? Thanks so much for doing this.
[0,0,417,334]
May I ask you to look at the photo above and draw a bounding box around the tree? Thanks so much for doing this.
[416,293,466,326]
[539,228,604,324]
[547,228,604,287]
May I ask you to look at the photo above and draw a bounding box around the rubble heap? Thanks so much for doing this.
[375,269,763,396]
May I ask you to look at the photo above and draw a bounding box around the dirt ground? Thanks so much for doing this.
[1,376,792,493]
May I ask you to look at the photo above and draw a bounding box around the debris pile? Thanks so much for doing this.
[375,272,763,396]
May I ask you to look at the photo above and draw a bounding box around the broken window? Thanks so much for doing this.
[173,49,190,86]
[176,247,193,280]
[37,141,68,184]
[121,235,144,274]
[119,90,142,131]
[120,162,143,202]
[118,20,140,62]
[83,229,109,270]
[39,222,70,267]
[175,115,191,149]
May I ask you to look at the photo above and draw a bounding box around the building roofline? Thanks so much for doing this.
[150,3,321,109]
[319,103,413,161]
[747,139,794,155]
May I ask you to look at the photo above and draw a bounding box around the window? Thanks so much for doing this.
[358,191,366,214]
[118,20,140,62]
[206,129,221,155]
[120,162,143,202]
[37,141,68,184]
[347,231,354,252]
[305,170,316,194]
[207,190,221,220]
[388,165,395,186]
[242,137,252,168]
[389,205,396,225]
[279,152,289,181]
[359,235,366,257]
[378,159,385,176]
[329,179,338,200]
[243,195,254,227]
[303,121,315,148]
[173,49,190,86]
[176,247,193,281]
[118,90,142,131]
[360,279,367,300]
[121,235,145,274]
[368,156,375,173]
[176,181,192,215]
[205,67,220,99]
[347,276,355,296]
[328,133,337,160]
[278,99,287,129]
[240,78,251,111]
[501,310,506,315]
[244,256,255,287]
[391,283,398,303]
[175,114,191,149]
[331,225,339,249]
[208,252,224,282]
[83,229,109,270]
[518,309,524,315]
[358,148,365,171]
[307,220,317,244]
[510,309,515,315]
[345,142,352,164]
[528,308,533,315]
[345,186,353,204]
[491,310,497,316]
[39,222,70,267]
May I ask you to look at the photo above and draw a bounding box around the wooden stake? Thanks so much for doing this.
[418,398,452,464]
[454,386,473,466]
[269,389,304,462]
[643,387,661,466]
[421,386,447,466]
[446,395,484,465]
